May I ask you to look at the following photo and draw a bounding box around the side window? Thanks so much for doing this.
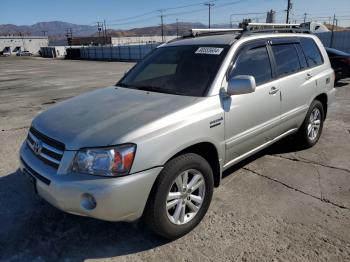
[300,38,324,67]
[230,45,272,86]
[295,43,308,70]
[271,44,301,77]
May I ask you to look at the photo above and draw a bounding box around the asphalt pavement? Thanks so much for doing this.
[0,56,349,261]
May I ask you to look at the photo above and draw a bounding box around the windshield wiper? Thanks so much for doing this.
[118,84,183,95]
[117,82,132,88]
[134,85,178,95]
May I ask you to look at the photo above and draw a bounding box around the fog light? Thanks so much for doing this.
[81,193,97,210]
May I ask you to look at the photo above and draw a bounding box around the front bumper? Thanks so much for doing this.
[19,142,162,222]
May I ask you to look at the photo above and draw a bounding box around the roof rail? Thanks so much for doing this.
[247,22,300,28]
[246,28,311,34]
[191,28,243,36]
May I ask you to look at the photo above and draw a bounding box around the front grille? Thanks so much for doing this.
[21,157,51,185]
[26,127,65,169]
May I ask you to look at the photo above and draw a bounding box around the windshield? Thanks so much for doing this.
[118,45,229,96]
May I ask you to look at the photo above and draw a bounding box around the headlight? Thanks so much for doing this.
[72,144,136,177]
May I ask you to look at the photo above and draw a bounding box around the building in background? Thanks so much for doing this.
[0,36,48,55]
[266,9,276,23]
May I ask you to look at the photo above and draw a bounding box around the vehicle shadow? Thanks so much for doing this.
[222,135,305,178]
[0,171,168,261]
[335,81,348,88]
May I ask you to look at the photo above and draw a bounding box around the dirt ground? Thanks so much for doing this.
[0,56,349,262]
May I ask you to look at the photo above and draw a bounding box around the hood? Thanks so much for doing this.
[32,86,197,150]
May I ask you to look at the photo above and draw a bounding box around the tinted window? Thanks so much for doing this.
[272,44,301,77]
[295,44,308,70]
[300,38,323,67]
[119,45,229,97]
[230,45,272,85]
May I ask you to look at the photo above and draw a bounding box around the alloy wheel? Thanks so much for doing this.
[166,169,206,225]
[307,108,321,141]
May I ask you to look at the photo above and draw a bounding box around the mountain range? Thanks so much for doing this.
[0,21,232,40]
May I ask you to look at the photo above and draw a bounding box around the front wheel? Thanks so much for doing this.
[144,153,214,239]
[297,100,324,148]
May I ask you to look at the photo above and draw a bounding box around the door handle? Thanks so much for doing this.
[306,73,313,80]
[269,86,279,95]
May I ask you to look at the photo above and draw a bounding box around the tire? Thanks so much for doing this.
[297,100,324,148]
[144,153,214,239]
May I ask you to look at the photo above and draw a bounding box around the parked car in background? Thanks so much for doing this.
[16,50,33,56]
[326,47,350,82]
[19,29,335,239]
[1,51,11,56]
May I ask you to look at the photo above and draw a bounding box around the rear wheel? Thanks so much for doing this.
[297,100,324,148]
[144,153,214,239]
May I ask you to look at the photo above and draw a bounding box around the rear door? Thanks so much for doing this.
[224,40,281,165]
[269,38,317,134]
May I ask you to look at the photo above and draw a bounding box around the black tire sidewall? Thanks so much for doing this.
[148,153,214,239]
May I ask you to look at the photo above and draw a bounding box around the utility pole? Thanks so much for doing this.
[330,14,336,48]
[285,0,292,23]
[159,10,165,42]
[230,14,234,28]
[176,18,179,37]
[103,19,108,45]
[204,2,215,29]
[65,28,73,47]
[97,22,103,45]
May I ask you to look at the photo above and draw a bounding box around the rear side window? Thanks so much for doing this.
[300,38,323,67]
[271,44,301,77]
[295,43,308,70]
[230,45,272,85]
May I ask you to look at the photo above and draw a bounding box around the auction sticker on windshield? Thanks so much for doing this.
[195,47,224,55]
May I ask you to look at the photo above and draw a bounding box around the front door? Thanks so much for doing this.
[223,40,281,166]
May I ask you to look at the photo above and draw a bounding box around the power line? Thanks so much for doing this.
[103,0,239,25]
[164,0,217,11]
[104,0,217,25]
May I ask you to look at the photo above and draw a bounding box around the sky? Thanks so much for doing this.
[1,0,350,29]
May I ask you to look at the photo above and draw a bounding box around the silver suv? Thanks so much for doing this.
[20,30,335,239]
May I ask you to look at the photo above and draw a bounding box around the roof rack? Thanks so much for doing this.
[169,23,310,43]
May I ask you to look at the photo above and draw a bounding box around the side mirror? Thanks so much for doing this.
[227,75,256,96]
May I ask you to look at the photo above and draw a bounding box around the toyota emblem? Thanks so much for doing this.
[33,140,43,155]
